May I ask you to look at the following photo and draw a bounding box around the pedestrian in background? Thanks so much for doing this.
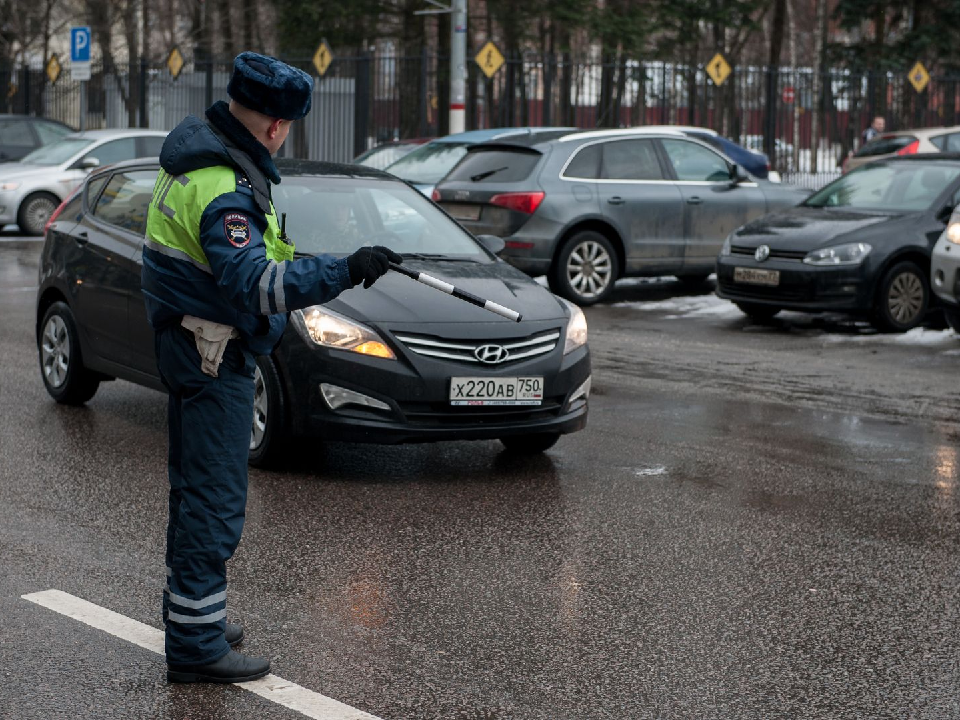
[862,115,886,146]
[141,51,401,684]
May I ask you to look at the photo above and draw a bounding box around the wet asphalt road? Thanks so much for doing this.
[3,237,960,719]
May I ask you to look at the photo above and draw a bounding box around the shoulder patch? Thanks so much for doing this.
[224,212,251,248]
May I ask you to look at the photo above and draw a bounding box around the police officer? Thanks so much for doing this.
[141,52,402,683]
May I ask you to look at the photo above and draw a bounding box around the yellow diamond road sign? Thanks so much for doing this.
[706,53,732,87]
[45,54,61,85]
[475,41,505,79]
[908,61,930,93]
[313,41,333,77]
[167,48,184,80]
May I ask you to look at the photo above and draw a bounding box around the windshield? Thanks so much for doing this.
[272,176,490,260]
[355,144,419,170]
[385,142,469,184]
[804,162,960,212]
[21,137,93,166]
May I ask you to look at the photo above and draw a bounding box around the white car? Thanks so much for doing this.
[0,128,166,234]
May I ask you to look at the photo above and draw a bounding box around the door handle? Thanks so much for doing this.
[686,196,703,205]
[607,196,625,205]
[75,231,88,245]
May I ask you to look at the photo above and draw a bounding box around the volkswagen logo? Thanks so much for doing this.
[475,344,509,364]
[755,245,771,262]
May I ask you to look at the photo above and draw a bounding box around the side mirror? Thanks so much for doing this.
[476,234,505,255]
[937,204,955,224]
[728,164,750,187]
[76,156,100,171]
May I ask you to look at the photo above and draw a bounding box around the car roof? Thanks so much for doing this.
[863,152,960,165]
[101,156,398,182]
[557,127,687,142]
[64,128,167,140]
[431,127,576,144]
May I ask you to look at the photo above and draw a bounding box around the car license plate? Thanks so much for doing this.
[447,204,481,221]
[734,267,780,286]
[450,377,543,406]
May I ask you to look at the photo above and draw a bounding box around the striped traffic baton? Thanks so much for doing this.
[388,262,522,322]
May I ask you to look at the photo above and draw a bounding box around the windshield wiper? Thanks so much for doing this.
[401,252,478,262]
[470,166,508,182]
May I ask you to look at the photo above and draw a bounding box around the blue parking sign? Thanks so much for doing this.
[70,27,91,63]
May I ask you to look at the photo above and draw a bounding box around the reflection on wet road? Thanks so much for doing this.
[3,242,960,719]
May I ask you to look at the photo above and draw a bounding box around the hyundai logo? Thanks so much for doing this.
[475,344,509,364]
[755,245,771,262]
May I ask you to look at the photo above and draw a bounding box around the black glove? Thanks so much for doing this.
[346,245,403,289]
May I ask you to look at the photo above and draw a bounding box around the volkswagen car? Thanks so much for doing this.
[716,155,960,332]
[36,159,590,466]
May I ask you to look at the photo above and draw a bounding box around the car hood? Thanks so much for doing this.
[0,163,63,180]
[731,205,912,250]
[323,259,566,324]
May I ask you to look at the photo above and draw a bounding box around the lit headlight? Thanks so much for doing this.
[558,297,588,354]
[947,222,960,245]
[720,235,733,256]
[0,182,19,191]
[803,242,872,266]
[292,306,396,359]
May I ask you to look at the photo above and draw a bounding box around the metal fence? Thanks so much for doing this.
[4,53,960,172]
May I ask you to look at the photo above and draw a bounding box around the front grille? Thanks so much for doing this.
[393,329,561,365]
[731,245,807,261]
[400,400,565,426]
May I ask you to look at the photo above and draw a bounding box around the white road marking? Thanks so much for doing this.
[21,589,383,720]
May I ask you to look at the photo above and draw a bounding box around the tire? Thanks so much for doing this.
[945,307,960,333]
[248,354,289,468]
[38,301,100,405]
[872,261,929,333]
[548,230,619,306]
[499,432,561,454]
[18,192,59,236]
[735,302,781,321]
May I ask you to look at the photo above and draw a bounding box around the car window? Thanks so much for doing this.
[855,135,916,157]
[35,121,72,144]
[0,120,35,146]
[84,138,137,166]
[355,144,418,170]
[92,169,157,234]
[272,176,488,259]
[600,139,662,180]
[385,142,470,184]
[930,132,960,153]
[85,174,110,207]
[139,136,165,157]
[805,163,960,212]
[443,148,541,183]
[563,144,601,179]
[661,139,731,182]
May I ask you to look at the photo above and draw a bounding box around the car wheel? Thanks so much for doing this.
[549,231,619,306]
[499,433,561,454]
[248,354,289,468]
[18,192,59,236]
[38,301,100,405]
[872,261,928,333]
[735,302,781,321]
[944,307,960,333]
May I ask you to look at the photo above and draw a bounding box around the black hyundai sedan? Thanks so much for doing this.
[36,159,590,466]
[716,155,960,332]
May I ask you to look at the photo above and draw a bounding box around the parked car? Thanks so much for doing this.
[384,127,575,196]
[931,208,960,333]
[353,138,431,170]
[843,125,960,174]
[433,127,810,305]
[36,158,591,465]
[640,126,775,180]
[0,128,166,234]
[0,114,74,163]
[716,154,960,332]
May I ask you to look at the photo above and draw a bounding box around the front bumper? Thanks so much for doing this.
[716,254,872,312]
[277,326,591,444]
[931,237,960,307]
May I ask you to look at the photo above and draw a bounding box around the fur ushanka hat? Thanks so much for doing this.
[227,52,313,120]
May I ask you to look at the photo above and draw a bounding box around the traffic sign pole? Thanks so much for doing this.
[450,0,467,133]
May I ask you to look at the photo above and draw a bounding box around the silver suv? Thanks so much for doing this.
[434,128,810,305]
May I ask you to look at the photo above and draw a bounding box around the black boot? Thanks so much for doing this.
[167,649,270,683]
[226,622,243,647]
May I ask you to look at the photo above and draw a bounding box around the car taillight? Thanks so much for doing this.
[44,190,78,235]
[489,191,545,215]
[897,140,920,155]
[431,188,441,202]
